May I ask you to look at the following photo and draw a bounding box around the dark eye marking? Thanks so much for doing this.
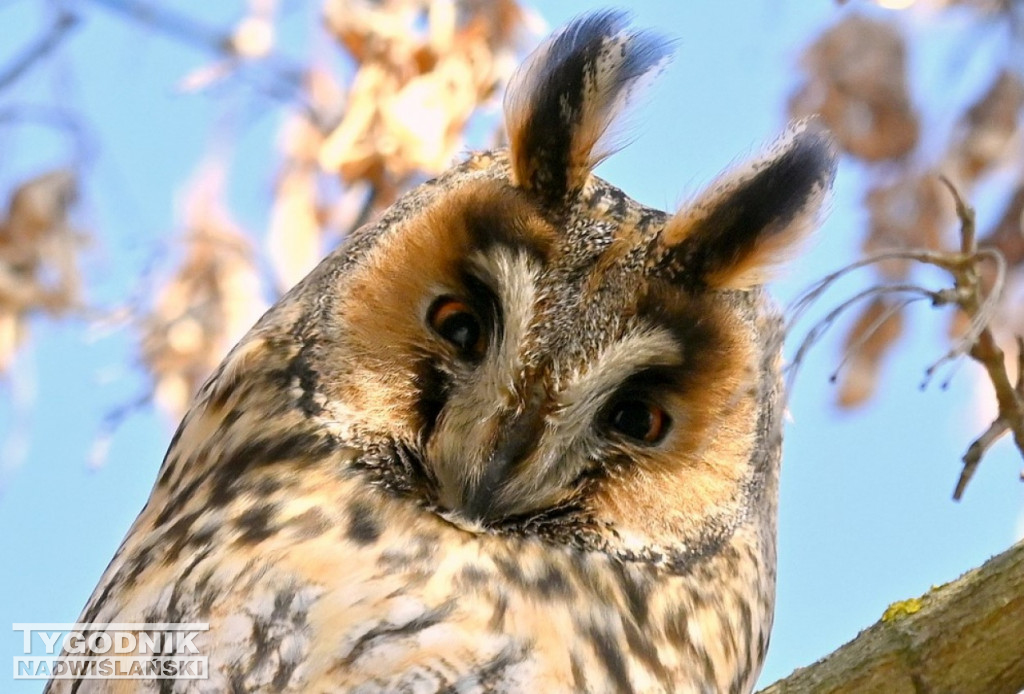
[413,357,449,442]
[599,364,685,447]
[606,398,670,444]
[426,266,504,363]
[428,297,486,359]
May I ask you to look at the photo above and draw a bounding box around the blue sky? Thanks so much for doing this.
[1,1,1022,691]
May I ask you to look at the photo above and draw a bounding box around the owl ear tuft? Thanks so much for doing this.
[653,120,838,291]
[504,11,673,206]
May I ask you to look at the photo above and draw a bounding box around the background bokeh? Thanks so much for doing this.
[1,1,1022,691]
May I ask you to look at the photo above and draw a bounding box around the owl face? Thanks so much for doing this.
[278,12,837,566]
[51,14,838,694]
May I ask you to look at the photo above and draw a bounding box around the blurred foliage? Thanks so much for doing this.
[793,0,1024,408]
[0,170,82,372]
[1,0,1023,463]
[0,0,528,423]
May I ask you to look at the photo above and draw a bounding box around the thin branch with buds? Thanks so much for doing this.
[940,179,1024,499]
[786,176,1024,499]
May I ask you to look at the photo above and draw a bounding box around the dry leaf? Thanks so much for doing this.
[267,164,322,290]
[265,67,351,292]
[261,0,525,299]
[319,0,524,214]
[837,297,905,408]
[0,170,83,371]
[980,182,1024,269]
[140,162,266,417]
[945,70,1024,184]
[864,175,953,277]
[790,14,919,161]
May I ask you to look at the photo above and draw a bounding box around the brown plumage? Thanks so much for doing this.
[48,11,835,693]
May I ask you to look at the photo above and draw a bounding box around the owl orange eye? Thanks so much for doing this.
[608,399,669,444]
[428,297,486,359]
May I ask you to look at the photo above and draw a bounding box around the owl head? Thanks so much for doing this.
[218,11,836,568]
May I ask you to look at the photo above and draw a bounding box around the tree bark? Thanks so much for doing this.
[759,537,1024,694]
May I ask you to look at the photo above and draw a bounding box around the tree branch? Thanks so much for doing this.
[787,177,1024,498]
[0,12,79,94]
[759,537,1024,693]
[938,178,1024,499]
[82,0,309,107]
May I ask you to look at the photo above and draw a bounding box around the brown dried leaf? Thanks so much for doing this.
[0,169,83,371]
[980,182,1024,269]
[261,0,527,309]
[265,67,351,292]
[0,313,21,373]
[790,14,919,161]
[319,62,396,180]
[945,70,1024,183]
[837,297,906,408]
[319,0,524,214]
[140,162,265,417]
[864,175,954,277]
[267,165,322,291]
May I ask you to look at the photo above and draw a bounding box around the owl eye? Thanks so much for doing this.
[428,296,486,359]
[607,399,669,444]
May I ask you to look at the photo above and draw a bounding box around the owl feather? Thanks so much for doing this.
[48,12,835,694]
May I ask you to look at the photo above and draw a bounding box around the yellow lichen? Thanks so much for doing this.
[881,597,924,622]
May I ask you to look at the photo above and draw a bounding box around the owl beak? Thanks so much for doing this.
[462,405,545,522]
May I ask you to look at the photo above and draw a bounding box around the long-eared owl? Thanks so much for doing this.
[49,10,835,694]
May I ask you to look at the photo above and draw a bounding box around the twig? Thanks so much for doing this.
[85,0,229,53]
[786,176,1024,499]
[920,247,1005,387]
[88,391,153,469]
[786,284,939,391]
[956,418,1008,499]
[0,12,80,94]
[829,295,919,383]
[790,250,967,312]
[939,179,1024,500]
[82,0,311,110]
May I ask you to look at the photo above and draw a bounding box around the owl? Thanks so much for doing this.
[48,11,835,694]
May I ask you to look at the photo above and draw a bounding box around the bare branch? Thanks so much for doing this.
[787,177,1024,499]
[82,0,310,108]
[0,12,80,94]
[938,182,1024,499]
[956,417,1008,499]
[786,283,938,392]
[920,246,1005,385]
[939,175,976,254]
[84,0,230,54]
[758,538,1024,694]
[830,295,916,383]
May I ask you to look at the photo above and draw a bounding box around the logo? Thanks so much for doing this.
[13,623,209,680]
